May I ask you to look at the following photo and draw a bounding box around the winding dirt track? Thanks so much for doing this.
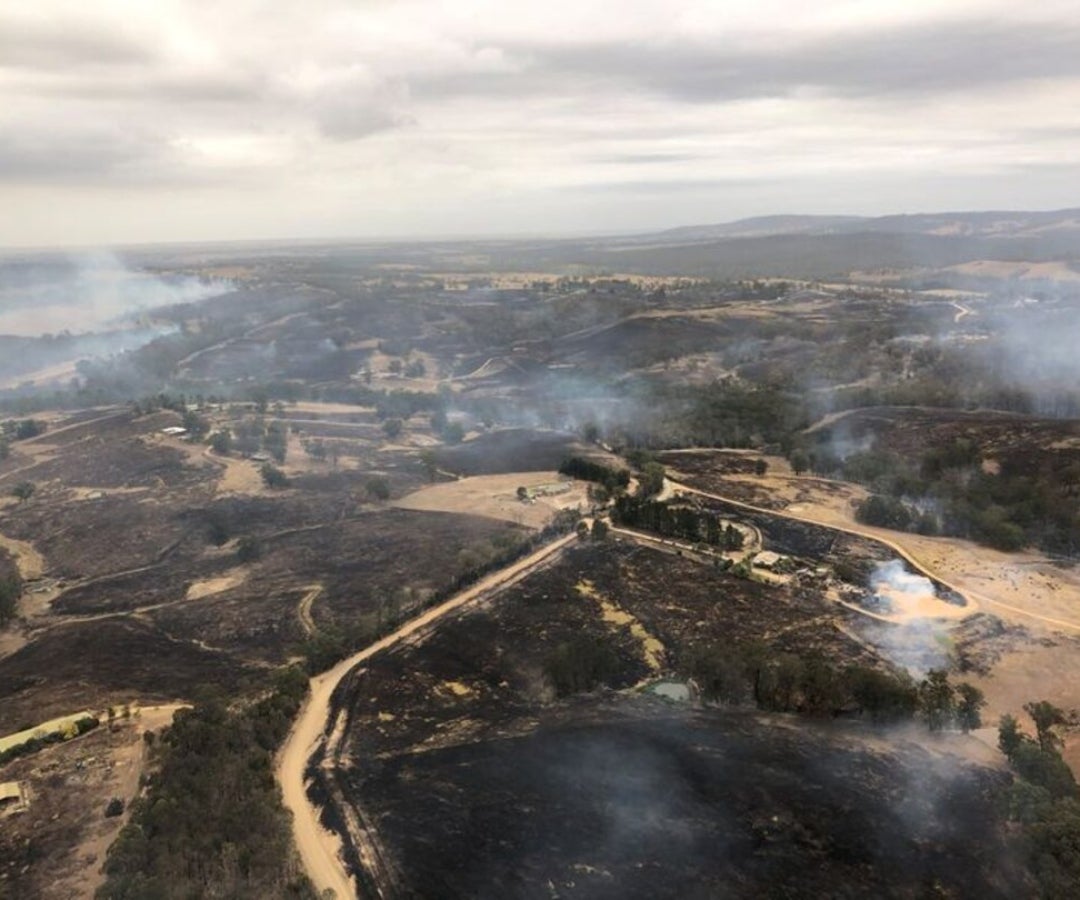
[669,478,1080,633]
[276,531,577,899]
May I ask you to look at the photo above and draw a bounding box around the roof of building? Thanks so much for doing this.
[0,783,23,802]
[752,550,783,568]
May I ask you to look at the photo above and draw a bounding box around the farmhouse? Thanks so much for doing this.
[752,550,784,570]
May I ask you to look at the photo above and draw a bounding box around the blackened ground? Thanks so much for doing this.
[434,428,594,476]
[349,699,1029,900]
[0,618,254,732]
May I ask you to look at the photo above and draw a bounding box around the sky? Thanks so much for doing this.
[2,0,1080,247]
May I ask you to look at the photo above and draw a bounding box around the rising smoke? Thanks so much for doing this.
[0,251,231,337]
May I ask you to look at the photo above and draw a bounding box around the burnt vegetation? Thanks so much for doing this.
[3,231,1080,897]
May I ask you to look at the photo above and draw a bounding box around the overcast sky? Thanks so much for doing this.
[2,0,1080,247]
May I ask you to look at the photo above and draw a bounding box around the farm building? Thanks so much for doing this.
[752,551,785,571]
[0,782,26,814]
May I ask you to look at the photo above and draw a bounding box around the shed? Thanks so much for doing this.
[752,551,783,570]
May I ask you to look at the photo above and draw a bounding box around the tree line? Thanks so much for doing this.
[98,668,316,900]
[997,701,1080,898]
[683,642,984,729]
[611,496,745,550]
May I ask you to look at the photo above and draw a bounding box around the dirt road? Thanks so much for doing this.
[669,477,1080,633]
[276,531,578,899]
[296,585,322,636]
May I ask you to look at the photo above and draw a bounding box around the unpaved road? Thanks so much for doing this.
[276,531,577,899]
[669,477,1080,633]
[296,584,322,636]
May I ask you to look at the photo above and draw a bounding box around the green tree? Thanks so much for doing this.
[209,430,232,455]
[754,458,768,477]
[441,422,465,444]
[998,713,1024,760]
[236,536,263,563]
[789,449,809,476]
[260,463,288,489]
[11,481,34,503]
[591,519,609,541]
[419,449,438,481]
[637,461,666,498]
[918,669,955,732]
[382,418,404,440]
[365,477,390,501]
[1025,700,1067,752]
[955,683,986,733]
[264,421,288,463]
[206,513,230,547]
[0,577,21,628]
[304,439,328,462]
[181,409,209,439]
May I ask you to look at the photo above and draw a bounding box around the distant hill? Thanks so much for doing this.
[629,208,1080,245]
[556,207,1080,280]
[637,215,866,244]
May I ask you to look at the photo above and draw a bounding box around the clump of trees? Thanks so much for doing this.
[612,496,744,549]
[209,430,232,455]
[636,461,666,498]
[260,463,288,489]
[545,635,620,697]
[683,644,982,729]
[997,701,1080,898]
[0,715,99,766]
[558,456,630,493]
[1,418,46,441]
[0,572,24,628]
[811,437,1080,555]
[364,476,390,501]
[98,669,317,899]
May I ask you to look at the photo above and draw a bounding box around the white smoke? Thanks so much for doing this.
[0,251,231,337]
[869,560,936,602]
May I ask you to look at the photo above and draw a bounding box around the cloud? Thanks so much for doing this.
[410,19,1080,105]
[2,1,1080,245]
[0,124,163,181]
[0,9,151,70]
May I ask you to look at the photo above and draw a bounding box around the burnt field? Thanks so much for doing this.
[350,700,1026,899]
[0,618,253,732]
[0,406,529,735]
[434,428,594,476]
[811,406,1080,469]
[326,540,1025,898]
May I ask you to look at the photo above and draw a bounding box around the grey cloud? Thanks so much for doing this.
[594,153,705,166]
[0,123,245,187]
[410,19,1080,105]
[310,79,414,141]
[0,127,155,181]
[0,15,151,70]
[571,176,778,194]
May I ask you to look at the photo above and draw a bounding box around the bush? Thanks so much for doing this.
[260,463,288,489]
[236,536,263,563]
[365,476,391,501]
[545,636,619,697]
[105,798,125,818]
